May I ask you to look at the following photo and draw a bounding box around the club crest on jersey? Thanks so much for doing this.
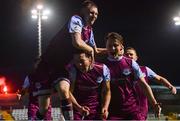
[123,68,131,75]
[97,77,103,83]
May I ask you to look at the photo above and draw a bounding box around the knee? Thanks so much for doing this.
[56,80,70,99]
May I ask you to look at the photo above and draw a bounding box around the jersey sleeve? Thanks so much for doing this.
[103,64,111,82]
[22,76,30,88]
[146,66,157,79]
[68,15,83,33]
[132,60,144,79]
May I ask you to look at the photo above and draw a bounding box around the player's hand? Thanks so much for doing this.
[16,93,22,101]
[90,49,95,63]
[101,107,109,120]
[79,106,90,116]
[16,90,22,101]
[16,89,27,101]
[154,103,162,119]
[170,86,177,95]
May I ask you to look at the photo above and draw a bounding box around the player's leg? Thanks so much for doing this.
[55,79,73,120]
[44,104,52,120]
[36,95,51,119]
[28,103,39,120]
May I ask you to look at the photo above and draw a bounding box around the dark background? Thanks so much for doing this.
[0,0,180,92]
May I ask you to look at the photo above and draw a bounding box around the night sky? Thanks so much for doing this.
[1,0,180,92]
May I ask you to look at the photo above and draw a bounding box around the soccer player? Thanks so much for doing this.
[104,32,161,120]
[29,0,106,120]
[66,50,111,120]
[17,75,52,120]
[125,47,177,120]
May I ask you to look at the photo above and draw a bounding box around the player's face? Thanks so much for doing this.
[106,39,124,58]
[74,53,92,72]
[83,6,98,25]
[125,49,138,61]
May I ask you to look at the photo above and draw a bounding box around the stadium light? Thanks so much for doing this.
[31,4,50,57]
[173,13,180,26]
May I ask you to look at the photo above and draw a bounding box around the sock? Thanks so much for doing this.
[36,109,49,120]
[36,111,44,120]
[60,98,73,120]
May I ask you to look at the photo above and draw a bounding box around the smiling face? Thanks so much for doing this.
[81,5,98,26]
[74,53,92,72]
[125,48,138,61]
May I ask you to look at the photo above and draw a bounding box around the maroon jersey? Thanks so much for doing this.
[30,15,96,96]
[105,56,141,120]
[67,62,110,120]
[135,66,149,119]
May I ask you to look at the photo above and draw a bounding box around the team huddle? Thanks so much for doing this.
[17,0,177,120]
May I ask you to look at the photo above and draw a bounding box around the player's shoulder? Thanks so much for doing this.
[70,15,83,22]
[140,65,146,69]
[94,62,104,66]
[93,62,106,69]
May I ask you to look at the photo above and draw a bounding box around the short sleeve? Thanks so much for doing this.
[146,66,157,79]
[22,76,30,88]
[68,15,83,33]
[103,64,111,81]
[132,60,144,79]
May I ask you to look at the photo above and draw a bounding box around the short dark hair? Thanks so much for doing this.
[125,47,138,55]
[81,0,98,9]
[105,32,124,45]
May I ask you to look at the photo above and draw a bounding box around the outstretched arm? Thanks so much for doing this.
[94,45,124,55]
[146,67,177,94]
[132,61,161,118]
[154,75,177,94]
[94,48,108,55]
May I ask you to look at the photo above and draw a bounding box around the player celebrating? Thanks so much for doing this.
[125,47,176,120]
[67,50,111,120]
[104,32,161,120]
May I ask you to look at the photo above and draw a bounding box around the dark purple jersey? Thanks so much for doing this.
[67,62,110,120]
[105,56,142,120]
[22,76,52,120]
[30,15,96,96]
[135,66,149,119]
